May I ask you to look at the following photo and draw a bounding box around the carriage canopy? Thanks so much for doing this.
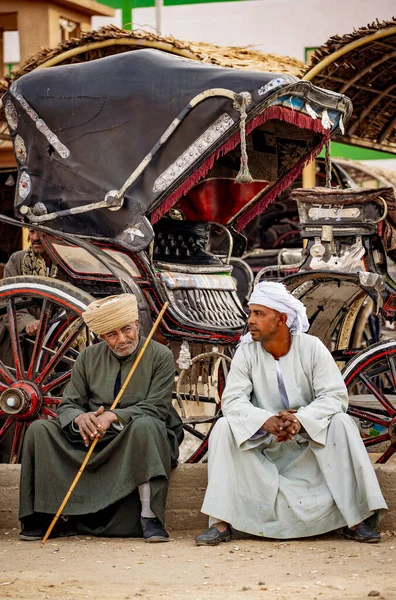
[4,49,352,249]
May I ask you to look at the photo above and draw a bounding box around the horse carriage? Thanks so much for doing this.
[0,43,356,463]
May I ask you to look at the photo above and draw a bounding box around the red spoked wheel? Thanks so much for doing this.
[343,340,396,463]
[0,276,93,463]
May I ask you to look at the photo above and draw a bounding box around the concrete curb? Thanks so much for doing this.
[1,462,395,532]
[0,464,208,531]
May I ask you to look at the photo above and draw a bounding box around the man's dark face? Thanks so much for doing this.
[29,230,46,256]
[247,304,285,344]
[101,321,140,356]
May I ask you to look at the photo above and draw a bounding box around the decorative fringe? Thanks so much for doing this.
[321,109,332,130]
[152,105,331,225]
[305,102,318,120]
[339,114,345,135]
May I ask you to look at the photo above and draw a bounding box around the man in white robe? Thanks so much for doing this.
[196,282,387,545]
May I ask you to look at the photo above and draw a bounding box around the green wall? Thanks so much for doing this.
[319,143,394,161]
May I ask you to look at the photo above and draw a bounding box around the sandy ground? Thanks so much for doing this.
[1,529,396,600]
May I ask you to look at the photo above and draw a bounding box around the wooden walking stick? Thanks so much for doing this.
[41,302,169,546]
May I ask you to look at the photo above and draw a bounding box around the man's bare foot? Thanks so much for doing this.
[213,521,229,533]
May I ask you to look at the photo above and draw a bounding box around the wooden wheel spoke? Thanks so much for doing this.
[6,298,25,379]
[377,443,396,464]
[41,371,72,394]
[0,359,15,386]
[42,407,57,419]
[35,319,84,385]
[358,372,396,416]
[388,356,396,390]
[42,397,62,405]
[0,416,14,438]
[347,407,390,428]
[10,421,25,463]
[363,432,390,447]
[0,381,9,393]
[27,298,51,379]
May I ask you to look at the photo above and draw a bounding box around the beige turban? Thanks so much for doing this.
[82,294,139,335]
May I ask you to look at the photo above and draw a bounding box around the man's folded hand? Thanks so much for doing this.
[262,415,286,436]
[275,409,302,442]
[73,406,119,446]
[263,410,302,443]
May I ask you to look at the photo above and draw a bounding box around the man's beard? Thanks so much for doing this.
[250,329,276,343]
[113,337,139,357]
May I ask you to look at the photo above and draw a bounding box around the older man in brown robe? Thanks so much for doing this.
[19,293,182,542]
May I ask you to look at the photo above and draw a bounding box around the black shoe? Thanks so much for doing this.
[344,523,381,543]
[19,528,47,541]
[141,517,169,543]
[195,525,232,546]
[20,517,77,542]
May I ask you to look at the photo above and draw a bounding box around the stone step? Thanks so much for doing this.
[1,462,396,533]
[0,464,208,532]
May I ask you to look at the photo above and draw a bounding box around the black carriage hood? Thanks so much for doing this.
[4,49,352,249]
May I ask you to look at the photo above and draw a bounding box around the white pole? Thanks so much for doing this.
[155,0,163,35]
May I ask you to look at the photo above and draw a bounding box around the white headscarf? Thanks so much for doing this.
[240,281,309,345]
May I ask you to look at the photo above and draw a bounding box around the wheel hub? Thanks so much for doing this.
[0,382,42,419]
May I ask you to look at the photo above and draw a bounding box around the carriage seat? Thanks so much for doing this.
[159,270,236,291]
[155,267,246,329]
[291,186,394,228]
[152,219,247,329]
[291,186,396,253]
[290,186,395,210]
[153,219,223,266]
[155,261,232,274]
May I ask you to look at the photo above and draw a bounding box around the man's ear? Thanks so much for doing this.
[135,320,140,331]
[99,334,105,341]
[279,313,288,325]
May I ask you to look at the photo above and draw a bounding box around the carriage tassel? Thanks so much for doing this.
[234,92,254,185]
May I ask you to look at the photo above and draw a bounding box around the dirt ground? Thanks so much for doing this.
[1,529,396,600]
